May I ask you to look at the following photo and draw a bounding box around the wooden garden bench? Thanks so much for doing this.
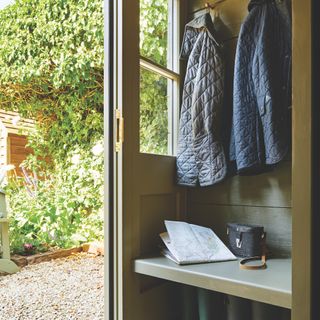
[0,190,19,274]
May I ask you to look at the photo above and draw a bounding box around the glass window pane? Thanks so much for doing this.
[140,68,172,155]
[140,0,170,68]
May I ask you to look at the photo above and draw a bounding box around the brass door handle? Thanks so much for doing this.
[115,109,124,152]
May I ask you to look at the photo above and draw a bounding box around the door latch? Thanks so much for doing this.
[115,109,124,152]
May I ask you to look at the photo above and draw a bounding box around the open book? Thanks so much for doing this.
[160,220,237,265]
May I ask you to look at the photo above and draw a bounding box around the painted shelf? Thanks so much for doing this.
[134,256,291,309]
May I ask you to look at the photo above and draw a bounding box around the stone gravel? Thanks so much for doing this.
[0,253,104,320]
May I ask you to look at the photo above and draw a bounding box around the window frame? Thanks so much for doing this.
[139,0,180,156]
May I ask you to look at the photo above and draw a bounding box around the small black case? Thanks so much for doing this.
[227,223,265,258]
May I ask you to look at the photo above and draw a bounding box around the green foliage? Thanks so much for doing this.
[140,69,169,155]
[0,0,170,252]
[0,0,104,253]
[140,0,168,66]
[139,0,170,155]
[6,142,104,253]
[0,0,104,162]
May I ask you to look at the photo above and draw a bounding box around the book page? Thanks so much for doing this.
[160,247,180,264]
[164,221,207,264]
[190,224,236,261]
[160,232,184,263]
[161,221,236,264]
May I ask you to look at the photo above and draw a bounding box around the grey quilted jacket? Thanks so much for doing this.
[176,13,226,187]
[230,0,292,173]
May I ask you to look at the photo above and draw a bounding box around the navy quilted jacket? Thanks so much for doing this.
[230,0,292,173]
[176,14,227,187]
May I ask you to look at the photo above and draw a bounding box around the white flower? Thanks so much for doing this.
[92,142,103,156]
[71,154,81,164]
[49,230,56,240]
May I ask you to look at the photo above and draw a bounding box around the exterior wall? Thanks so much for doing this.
[0,110,34,176]
[0,132,6,167]
[7,134,33,176]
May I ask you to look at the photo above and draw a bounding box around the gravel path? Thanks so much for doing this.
[0,253,104,320]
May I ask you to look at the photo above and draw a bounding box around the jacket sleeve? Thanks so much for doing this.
[180,27,201,60]
[252,46,272,118]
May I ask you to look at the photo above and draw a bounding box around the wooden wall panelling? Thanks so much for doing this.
[140,193,179,256]
[188,204,292,256]
[138,192,183,294]
[189,162,292,208]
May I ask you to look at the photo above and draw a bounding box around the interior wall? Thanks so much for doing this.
[186,0,292,257]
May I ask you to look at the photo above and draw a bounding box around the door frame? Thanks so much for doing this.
[292,1,312,319]
[311,0,320,318]
[105,0,114,319]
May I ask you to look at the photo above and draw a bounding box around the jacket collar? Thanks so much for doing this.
[248,0,270,11]
[186,12,213,29]
[186,13,222,47]
[248,0,291,23]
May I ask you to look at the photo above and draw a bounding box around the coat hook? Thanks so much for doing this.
[205,0,226,10]
[192,0,226,15]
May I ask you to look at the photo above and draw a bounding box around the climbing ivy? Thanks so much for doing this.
[0,0,104,162]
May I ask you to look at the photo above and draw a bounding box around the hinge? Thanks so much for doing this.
[115,109,124,152]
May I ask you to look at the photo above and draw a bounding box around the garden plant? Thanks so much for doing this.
[0,0,167,254]
[0,0,104,253]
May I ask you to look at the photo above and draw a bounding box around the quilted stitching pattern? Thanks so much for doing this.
[177,14,227,187]
[231,1,291,172]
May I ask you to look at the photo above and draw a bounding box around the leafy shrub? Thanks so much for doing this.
[5,141,104,253]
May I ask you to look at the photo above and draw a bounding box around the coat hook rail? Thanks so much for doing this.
[192,0,226,14]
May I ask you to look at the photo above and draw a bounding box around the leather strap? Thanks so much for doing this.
[239,232,267,270]
[239,254,266,270]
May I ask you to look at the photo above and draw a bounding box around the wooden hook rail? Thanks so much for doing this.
[192,0,226,14]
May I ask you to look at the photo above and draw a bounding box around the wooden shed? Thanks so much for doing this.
[0,110,34,176]
[109,1,318,320]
